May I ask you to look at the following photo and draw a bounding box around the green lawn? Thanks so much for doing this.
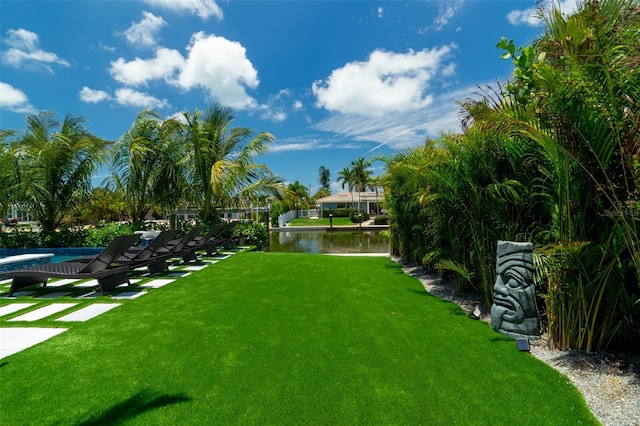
[288,217,355,226]
[0,252,597,425]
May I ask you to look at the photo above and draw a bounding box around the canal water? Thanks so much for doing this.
[266,230,389,254]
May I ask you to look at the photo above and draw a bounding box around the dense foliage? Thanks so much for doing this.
[0,222,145,248]
[1,105,283,228]
[384,0,639,352]
[231,221,268,249]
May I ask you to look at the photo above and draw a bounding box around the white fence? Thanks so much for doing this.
[277,209,321,227]
[278,210,297,227]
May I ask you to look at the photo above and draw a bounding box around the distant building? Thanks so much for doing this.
[316,192,383,217]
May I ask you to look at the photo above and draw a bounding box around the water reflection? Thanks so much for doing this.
[266,230,389,254]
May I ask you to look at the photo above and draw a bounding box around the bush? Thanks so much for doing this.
[349,212,370,223]
[41,226,87,248]
[0,228,42,248]
[374,215,389,225]
[84,223,136,247]
[323,208,353,218]
[232,221,268,249]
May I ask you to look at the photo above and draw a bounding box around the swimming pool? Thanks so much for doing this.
[0,247,103,272]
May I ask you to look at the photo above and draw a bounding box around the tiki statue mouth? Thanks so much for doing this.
[493,295,518,321]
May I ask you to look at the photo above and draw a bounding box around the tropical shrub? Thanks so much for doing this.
[374,215,389,225]
[0,228,42,248]
[84,222,137,247]
[383,0,640,352]
[323,208,353,218]
[232,221,268,249]
[349,212,370,223]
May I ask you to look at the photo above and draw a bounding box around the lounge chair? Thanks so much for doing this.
[71,229,180,275]
[150,226,205,270]
[216,222,239,249]
[1,234,141,296]
[190,223,227,255]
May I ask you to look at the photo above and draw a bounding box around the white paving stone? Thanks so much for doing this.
[36,292,72,299]
[0,303,36,317]
[0,327,67,360]
[139,279,175,288]
[75,291,98,299]
[8,303,77,322]
[56,303,120,322]
[184,264,208,271]
[47,279,80,287]
[111,291,146,300]
[73,279,98,288]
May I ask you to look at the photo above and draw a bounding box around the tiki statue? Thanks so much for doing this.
[490,241,539,339]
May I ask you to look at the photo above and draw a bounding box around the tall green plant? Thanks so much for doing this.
[106,110,186,222]
[177,105,283,221]
[12,111,108,231]
[467,0,640,351]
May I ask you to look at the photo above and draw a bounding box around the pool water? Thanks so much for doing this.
[0,247,103,272]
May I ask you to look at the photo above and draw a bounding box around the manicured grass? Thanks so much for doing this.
[0,252,596,425]
[288,217,355,226]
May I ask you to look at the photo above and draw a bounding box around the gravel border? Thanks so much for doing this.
[395,257,640,426]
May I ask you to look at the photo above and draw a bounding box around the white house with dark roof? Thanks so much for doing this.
[316,192,384,218]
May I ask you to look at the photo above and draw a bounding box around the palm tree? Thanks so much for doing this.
[105,110,185,223]
[76,187,126,224]
[368,174,383,215]
[0,130,20,219]
[337,166,355,209]
[177,104,284,222]
[350,157,373,213]
[318,166,331,191]
[287,180,308,212]
[13,111,109,231]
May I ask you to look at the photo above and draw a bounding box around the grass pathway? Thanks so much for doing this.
[0,252,596,425]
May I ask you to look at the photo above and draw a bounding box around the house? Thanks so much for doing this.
[316,192,383,218]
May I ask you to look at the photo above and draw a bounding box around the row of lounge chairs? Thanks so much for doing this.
[0,222,239,297]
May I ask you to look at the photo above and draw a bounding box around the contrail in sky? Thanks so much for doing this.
[367,125,423,153]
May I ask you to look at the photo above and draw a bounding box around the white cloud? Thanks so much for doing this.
[114,88,169,109]
[269,137,358,154]
[99,42,117,53]
[441,62,456,77]
[293,100,304,110]
[312,46,453,117]
[143,0,223,20]
[506,7,540,26]
[2,28,69,72]
[108,32,258,110]
[508,0,580,26]
[79,86,110,103]
[109,47,184,86]
[432,1,462,31]
[122,11,167,47]
[377,7,384,18]
[177,32,258,109]
[0,82,37,113]
[256,89,292,122]
[311,84,483,152]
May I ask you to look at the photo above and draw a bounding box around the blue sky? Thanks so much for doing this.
[0,0,578,193]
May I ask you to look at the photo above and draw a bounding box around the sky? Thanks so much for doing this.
[0,0,579,193]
